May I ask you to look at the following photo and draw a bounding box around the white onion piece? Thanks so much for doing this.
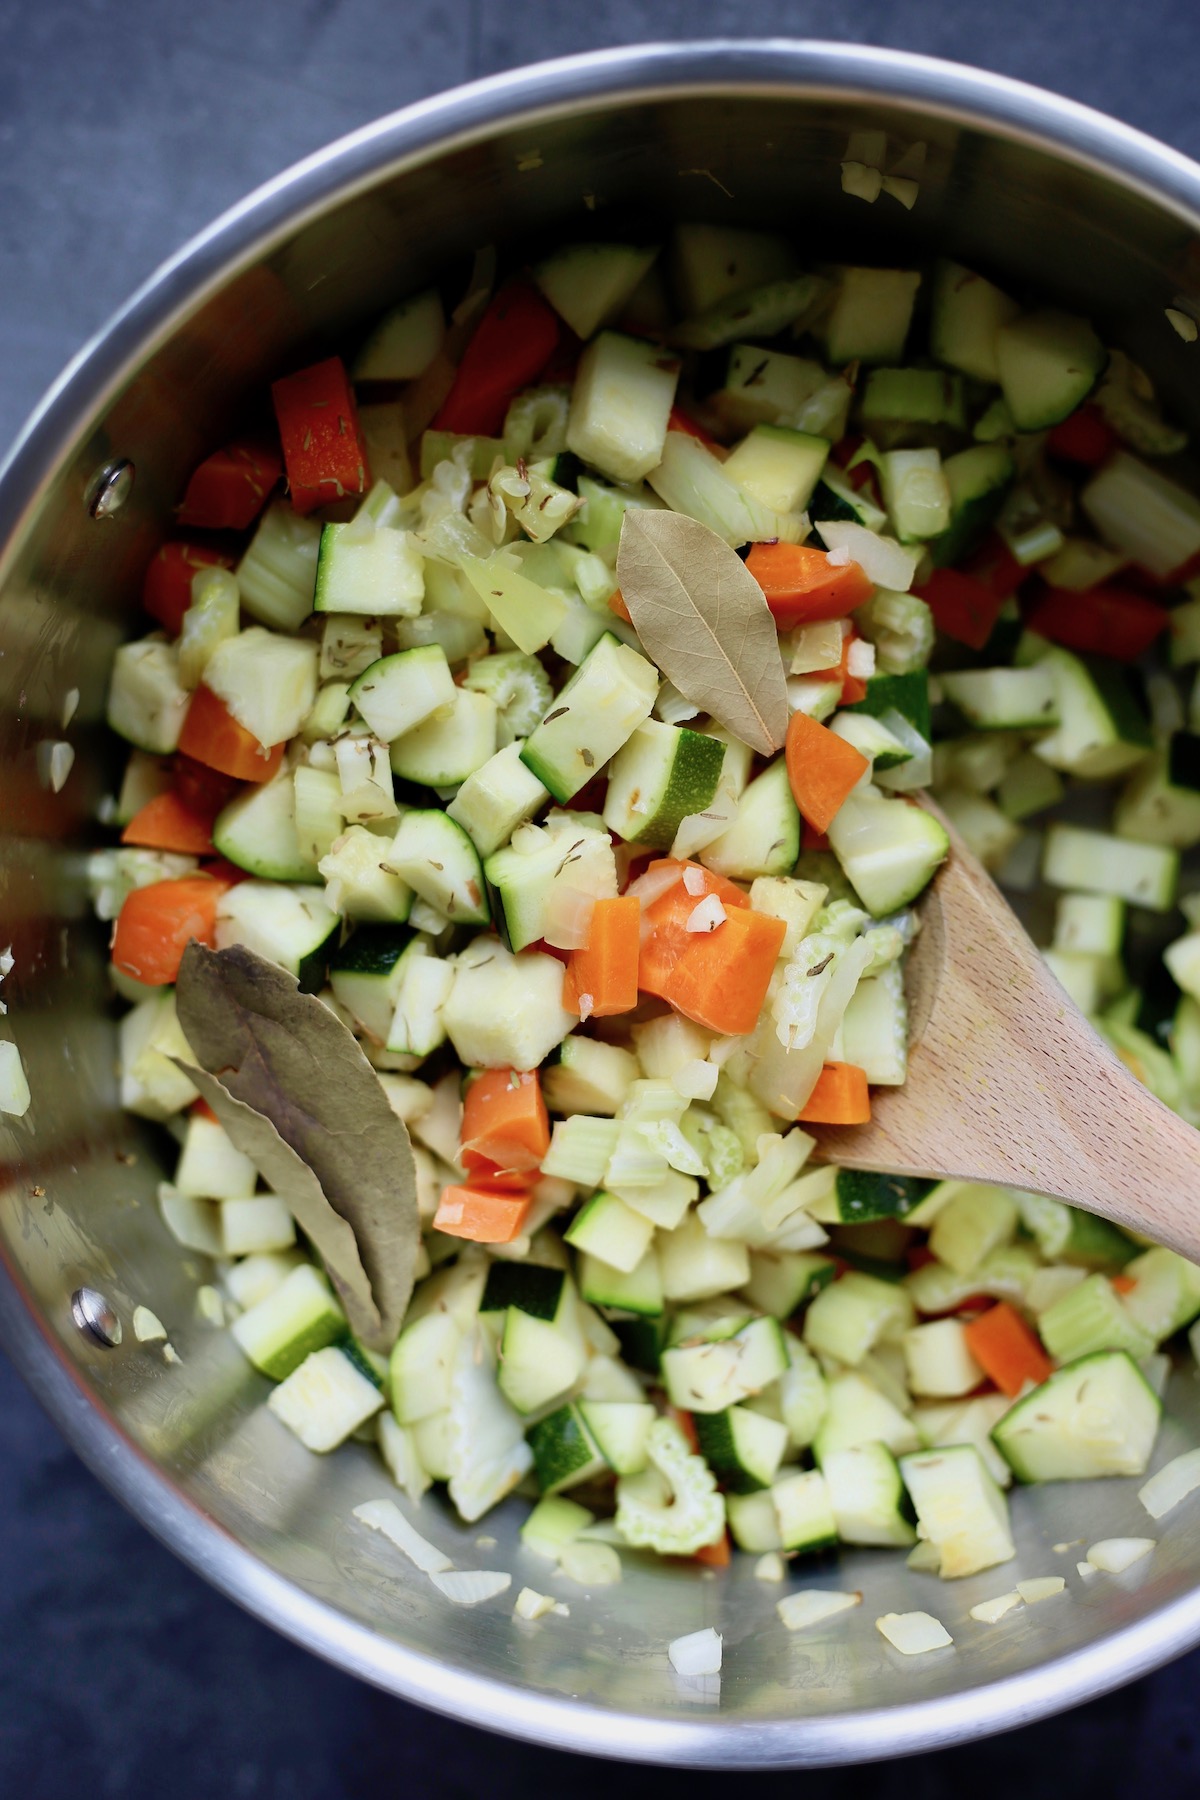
[132,1306,167,1343]
[686,895,726,933]
[846,638,875,680]
[1087,1537,1155,1573]
[428,1568,512,1605]
[668,1627,723,1676]
[514,1587,557,1621]
[969,1592,1022,1624]
[777,1589,861,1632]
[353,1498,453,1573]
[0,1041,31,1117]
[1140,1448,1200,1519]
[671,785,740,859]
[627,863,685,915]
[558,1540,622,1586]
[875,1610,953,1654]
[1016,1576,1065,1604]
[816,520,921,591]
[683,865,707,896]
[542,884,596,951]
[755,1553,785,1583]
[1077,1561,1097,1580]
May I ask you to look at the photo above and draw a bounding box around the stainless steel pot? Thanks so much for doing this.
[4,39,1200,1769]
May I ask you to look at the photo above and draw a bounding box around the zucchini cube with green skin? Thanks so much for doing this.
[329,925,413,1043]
[230,1264,347,1382]
[565,1190,655,1274]
[389,686,497,787]
[861,367,967,433]
[542,1035,639,1117]
[823,1443,916,1547]
[726,1488,783,1552]
[671,223,796,314]
[527,1401,606,1493]
[647,429,807,546]
[940,666,1059,732]
[602,720,726,850]
[445,743,550,860]
[771,1469,838,1553]
[389,1309,461,1424]
[825,786,949,917]
[803,1271,914,1367]
[1114,740,1200,849]
[742,1249,837,1318]
[713,345,831,433]
[929,444,1015,567]
[661,1314,787,1413]
[565,331,680,486]
[899,1445,1015,1578]
[318,826,413,924]
[578,1245,664,1316]
[386,947,455,1057]
[721,424,830,517]
[213,773,318,883]
[386,811,489,926]
[1042,822,1178,913]
[485,819,616,952]
[577,1400,657,1475]
[314,520,424,617]
[520,1494,594,1559]
[267,1343,384,1452]
[659,1210,751,1304]
[353,287,444,381]
[480,1261,569,1322]
[929,260,1021,383]
[1031,648,1151,781]
[991,1351,1162,1482]
[237,502,322,632]
[674,274,827,353]
[520,633,659,804]
[532,242,660,341]
[215,881,339,990]
[205,628,318,751]
[693,1405,789,1493]
[699,758,800,881]
[292,765,343,865]
[995,308,1106,431]
[821,267,922,365]
[813,1370,919,1462]
[834,1171,936,1224]
[349,646,456,742]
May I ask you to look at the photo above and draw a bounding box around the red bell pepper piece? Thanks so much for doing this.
[177,437,283,530]
[433,281,561,437]
[668,405,720,449]
[964,533,1024,602]
[142,541,233,637]
[1021,583,1170,660]
[1046,404,1116,468]
[271,356,371,515]
[916,567,1006,651]
[172,753,240,823]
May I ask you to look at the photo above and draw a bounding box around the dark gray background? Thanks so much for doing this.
[3,3,1200,1795]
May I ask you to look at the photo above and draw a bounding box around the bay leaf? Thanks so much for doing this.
[174,942,419,1349]
[176,1062,384,1345]
[616,509,788,757]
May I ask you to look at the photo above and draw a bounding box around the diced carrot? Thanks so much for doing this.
[661,904,787,1036]
[271,355,370,514]
[143,541,233,637]
[433,281,561,437]
[191,1097,219,1122]
[177,437,283,531]
[797,1062,871,1125]
[802,821,830,852]
[637,862,750,999]
[172,753,241,822]
[1046,404,1116,468]
[460,1068,550,1174]
[916,567,1006,651]
[433,1184,535,1245]
[746,540,874,628]
[692,1532,732,1568]
[667,1405,701,1454]
[785,709,870,834]
[563,895,641,1018]
[1110,1273,1138,1295]
[962,1301,1053,1397]
[121,790,214,856]
[609,588,633,623]
[668,405,720,450]
[459,1148,539,1192]
[111,875,230,987]
[178,685,284,784]
[1021,583,1169,661]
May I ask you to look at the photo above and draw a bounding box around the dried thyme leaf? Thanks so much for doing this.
[174,942,419,1349]
[616,510,788,756]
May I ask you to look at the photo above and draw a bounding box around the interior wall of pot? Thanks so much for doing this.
[2,85,1200,1726]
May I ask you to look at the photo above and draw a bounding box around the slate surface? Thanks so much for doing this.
[3,2,1200,1793]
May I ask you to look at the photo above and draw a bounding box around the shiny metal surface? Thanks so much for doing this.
[70,1286,123,1348]
[4,39,1200,1768]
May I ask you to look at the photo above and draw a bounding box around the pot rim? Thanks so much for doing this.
[4,39,1200,1767]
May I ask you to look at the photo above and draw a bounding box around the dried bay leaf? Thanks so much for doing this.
[616,509,788,757]
[177,1064,384,1344]
[174,942,419,1349]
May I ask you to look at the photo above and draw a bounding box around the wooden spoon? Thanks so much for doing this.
[813,802,1200,1263]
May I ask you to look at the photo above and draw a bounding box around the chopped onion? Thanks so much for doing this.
[1077,1561,1097,1580]
[969,1592,1022,1624]
[815,520,920,591]
[1087,1537,1155,1573]
[37,739,75,794]
[655,680,700,725]
[195,1285,226,1327]
[1015,1576,1065,1604]
[514,1587,557,1621]
[61,686,80,728]
[557,1540,622,1586]
[542,883,596,951]
[577,992,594,1022]
[686,895,726,933]
[0,1041,31,1117]
[627,863,684,914]
[875,1610,953,1654]
[881,174,920,210]
[667,1626,723,1676]
[776,1588,861,1632]
[755,1552,785,1583]
[840,161,882,203]
[846,638,876,680]
[428,1568,512,1606]
[683,865,707,896]
[353,1498,453,1573]
[132,1306,167,1343]
[671,1059,719,1102]
[1139,1448,1200,1519]
[1166,307,1198,343]
[825,543,852,566]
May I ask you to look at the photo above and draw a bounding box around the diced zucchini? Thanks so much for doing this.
[565,1190,655,1274]
[995,310,1106,430]
[319,825,413,923]
[899,1445,1015,1577]
[527,1402,606,1494]
[204,628,318,751]
[712,344,832,433]
[661,1313,786,1412]
[441,938,574,1071]
[991,1351,1161,1481]
[1031,647,1152,780]
[389,686,497,787]
[268,1344,383,1452]
[603,720,725,851]
[929,260,1020,383]
[445,742,549,859]
[543,1035,639,1117]
[721,424,830,515]
[107,639,190,755]
[825,785,949,916]
[1042,823,1178,912]
[674,274,826,352]
[386,810,489,925]
[821,267,922,365]
[1082,449,1200,578]
[578,1245,664,1316]
[693,1404,788,1493]
[214,881,338,990]
[237,502,321,631]
[803,1270,913,1366]
[329,926,412,1042]
[670,224,796,313]
[1114,741,1200,849]
[354,287,444,380]
[213,773,317,882]
[861,367,967,433]
[314,519,423,618]
[940,666,1058,732]
[565,331,680,485]
[813,1369,918,1462]
[824,1443,916,1547]
[771,1468,838,1553]
[699,758,800,881]
[230,1264,346,1381]
[578,1400,657,1475]
[520,633,658,804]
[349,646,456,742]
[903,1318,986,1398]
[647,429,806,547]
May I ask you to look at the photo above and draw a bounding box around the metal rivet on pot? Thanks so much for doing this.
[87,458,135,519]
[71,1286,122,1347]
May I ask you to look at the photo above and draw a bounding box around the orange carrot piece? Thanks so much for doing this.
[563,895,641,1018]
[962,1301,1053,1397]
[177,437,283,531]
[460,1068,550,1174]
[433,1184,535,1244]
[637,862,750,998]
[785,709,870,833]
[121,790,215,856]
[661,904,786,1036]
[178,685,284,784]
[692,1531,732,1568]
[798,1062,872,1125]
[1110,1273,1138,1295]
[746,540,873,627]
[111,875,229,987]
[609,588,633,623]
[459,1148,539,1191]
